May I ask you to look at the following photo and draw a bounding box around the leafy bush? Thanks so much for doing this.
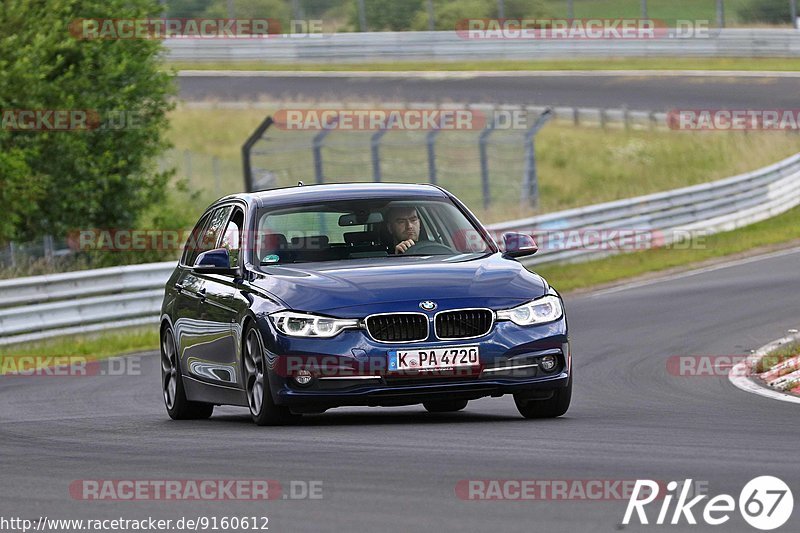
[0,0,175,244]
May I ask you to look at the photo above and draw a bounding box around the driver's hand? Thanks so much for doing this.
[394,239,415,254]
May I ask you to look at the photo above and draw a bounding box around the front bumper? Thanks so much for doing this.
[257,314,571,409]
[276,371,569,409]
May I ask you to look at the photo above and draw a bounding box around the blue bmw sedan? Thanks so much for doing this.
[160,183,571,425]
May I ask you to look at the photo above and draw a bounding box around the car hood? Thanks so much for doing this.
[251,253,548,315]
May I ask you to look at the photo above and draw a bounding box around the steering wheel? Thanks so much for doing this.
[405,241,454,255]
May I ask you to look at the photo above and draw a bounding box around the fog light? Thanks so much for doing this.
[294,369,313,386]
[540,355,558,373]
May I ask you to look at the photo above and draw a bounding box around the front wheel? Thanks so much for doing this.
[161,327,214,420]
[243,325,299,426]
[514,376,572,419]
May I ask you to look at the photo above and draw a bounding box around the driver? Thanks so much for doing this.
[385,205,420,254]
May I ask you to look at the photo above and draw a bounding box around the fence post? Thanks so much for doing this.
[567,0,574,19]
[357,0,368,31]
[716,0,725,28]
[426,127,441,185]
[522,109,554,207]
[8,241,16,269]
[313,121,338,185]
[371,129,388,182]
[426,0,435,31]
[641,0,648,19]
[43,235,54,264]
[313,133,326,185]
[241,116,274,192]
[291,0,302,20]
[479,116,498,210]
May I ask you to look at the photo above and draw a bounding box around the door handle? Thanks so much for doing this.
[199,288,207,301]
[174,283,185,293]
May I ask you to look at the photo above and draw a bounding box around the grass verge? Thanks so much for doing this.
[755,342,800,374]
[168,57,800,73]
[533,204,800,293]
[0,327,159,372]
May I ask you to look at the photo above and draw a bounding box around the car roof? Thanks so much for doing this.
[213,183,449,210]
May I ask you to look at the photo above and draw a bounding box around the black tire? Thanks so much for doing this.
[243,324,299,426]
[423,399,469,413]
[161,327,214,420]
[514,375,572,419]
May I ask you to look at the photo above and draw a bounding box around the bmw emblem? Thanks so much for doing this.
[419,301,437,311]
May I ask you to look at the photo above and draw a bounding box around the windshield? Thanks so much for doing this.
[254,197,494,266]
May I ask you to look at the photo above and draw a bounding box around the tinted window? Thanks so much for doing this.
[255,198,492,265]
[181,212,211,266]
[185,205,232,266]
[220,208,244,267]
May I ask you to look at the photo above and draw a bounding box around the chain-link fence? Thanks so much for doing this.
[243,108,556,217]
[242,104,668,220]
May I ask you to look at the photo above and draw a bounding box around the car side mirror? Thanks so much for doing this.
[502,232,538,259]
[193,248,237,275]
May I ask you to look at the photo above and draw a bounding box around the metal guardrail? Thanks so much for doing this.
[497,152,800,266]
[0,263,175,346]
[165,29,800,63]
[2,151,800,345]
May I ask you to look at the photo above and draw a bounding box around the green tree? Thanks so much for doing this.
[0,148,41,243]
[0,0,175,242]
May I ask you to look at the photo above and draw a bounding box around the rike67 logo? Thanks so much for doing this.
[623,477,793,530]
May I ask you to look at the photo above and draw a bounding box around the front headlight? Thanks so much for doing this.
[496,295,563,326]
[270,311,359,338]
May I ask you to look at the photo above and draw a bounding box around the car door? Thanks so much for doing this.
[190,205,249,387]
[172,211,212,363]
[177,205,232,378]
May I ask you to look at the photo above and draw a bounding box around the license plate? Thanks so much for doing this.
[388,346,479,371]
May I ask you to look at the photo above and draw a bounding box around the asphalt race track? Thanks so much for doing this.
[178,73,800,110]
[1,247,798,532]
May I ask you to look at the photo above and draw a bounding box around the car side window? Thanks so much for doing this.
[187,206,233,266]
[220,208,244,267]
[182,213,211,267]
